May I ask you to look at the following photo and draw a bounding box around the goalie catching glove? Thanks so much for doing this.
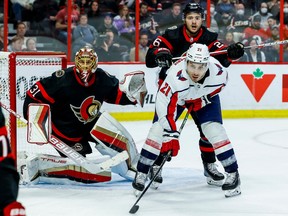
[154,48,173,68]
[119,71,147,107]
[227,42,244,60]
[161,129,180,157]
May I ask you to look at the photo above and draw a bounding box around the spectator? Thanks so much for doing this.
[10,0,35,23]
[208,2,219,33]
[113,5,135,35]
[55,0,80,43]
[231,3,250,33]
[72,13,99,58]
[95,29,128,61]
[276,1,288,24]
[12,22,28,50]
[0,25,10,50]
[240,38,266,62]
[97,13,119,36]
[263,25,280,62]
[7,36,23,52]
[31,0,59,36]
[242,15,269,45]
[157,3,182,33]
[267,0,280,17]
[145,0,162,12]
[129,32,149,62]
[139,2,160,44]
[87,0,102,30]
[265,16,278,38]
[23,37,37,51]
[75,0,91,14]
[222,31,235,45]
[215,0,235,15]
[113,5,135,48]
[214,11,234,40]
[251,2,273,29]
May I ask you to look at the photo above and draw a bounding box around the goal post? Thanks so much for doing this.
[0,51,67,161]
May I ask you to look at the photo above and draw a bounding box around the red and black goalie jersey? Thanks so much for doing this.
[23,66,135,143]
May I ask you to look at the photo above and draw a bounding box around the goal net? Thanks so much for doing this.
[0,51,67,162]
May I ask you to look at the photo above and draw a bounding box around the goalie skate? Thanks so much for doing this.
[203,162,224,186]
[132,172,147,197]
[149,165,163,189]
[222,171,241,198]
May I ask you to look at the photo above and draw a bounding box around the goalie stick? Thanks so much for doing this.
[129,109,191,214]
[0,102,128,174]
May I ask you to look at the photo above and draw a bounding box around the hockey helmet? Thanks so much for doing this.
[183,3,205,19]
[75,46,98,83]
[186,43,210,64]
[185,43,210,77]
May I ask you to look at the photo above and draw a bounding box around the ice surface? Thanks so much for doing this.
[19,118,288,216]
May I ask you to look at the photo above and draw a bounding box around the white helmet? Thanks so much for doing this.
[186,43,210,64]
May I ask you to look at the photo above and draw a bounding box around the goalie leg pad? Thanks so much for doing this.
[91,112,139,180]
[201,122,238,173]
[17,151,40,185]
[37,154,111,183]
[19,153,112,184]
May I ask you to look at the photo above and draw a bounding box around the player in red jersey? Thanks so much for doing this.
[0,106,26,216]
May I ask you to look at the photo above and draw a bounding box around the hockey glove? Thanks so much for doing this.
[190,95,211,111]
[4,201,26,216]
[154,48,173,68]
[227,42,244,60]
[161,129,180,157]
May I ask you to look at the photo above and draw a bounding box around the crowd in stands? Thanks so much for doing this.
[1,0,288,62]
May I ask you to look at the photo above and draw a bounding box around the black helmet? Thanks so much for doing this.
[183,3,205,19]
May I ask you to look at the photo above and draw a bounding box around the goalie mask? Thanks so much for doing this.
[75,46,98,83]
[186,43,210,82]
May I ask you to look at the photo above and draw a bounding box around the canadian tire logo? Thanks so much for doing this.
[241,68,275,102]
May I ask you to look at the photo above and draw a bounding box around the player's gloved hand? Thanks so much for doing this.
[154,48,172,68]
[227,42,244,60]
[190,95,211,111]
[161,129,180,157]
[4,201,26,216]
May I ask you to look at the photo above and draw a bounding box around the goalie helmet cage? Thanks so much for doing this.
[0,51,67,161]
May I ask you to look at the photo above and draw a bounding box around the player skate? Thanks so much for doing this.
[203,162,224,186]
[222,171,241,197]
[149,165,163,189]
[132,171,148,197]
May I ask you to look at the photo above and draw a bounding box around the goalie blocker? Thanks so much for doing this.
[20,109,139,184]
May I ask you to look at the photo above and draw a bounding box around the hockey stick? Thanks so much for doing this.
[172,39,288,60]
[129,109,191,214]
[0,102,128,174]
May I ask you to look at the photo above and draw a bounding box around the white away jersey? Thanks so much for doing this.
[156,56,228,131]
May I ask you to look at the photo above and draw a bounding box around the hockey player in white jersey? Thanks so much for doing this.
[133,43,241,198]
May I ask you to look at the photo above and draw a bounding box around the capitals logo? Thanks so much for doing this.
[70,96,101,123]
[177,70,187,81]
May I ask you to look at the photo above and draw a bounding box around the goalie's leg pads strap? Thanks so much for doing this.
[201,122,238,173]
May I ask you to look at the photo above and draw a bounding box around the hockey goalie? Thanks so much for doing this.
[20,46,147,185]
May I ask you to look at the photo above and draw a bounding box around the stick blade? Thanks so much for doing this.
[129,205,139,214]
